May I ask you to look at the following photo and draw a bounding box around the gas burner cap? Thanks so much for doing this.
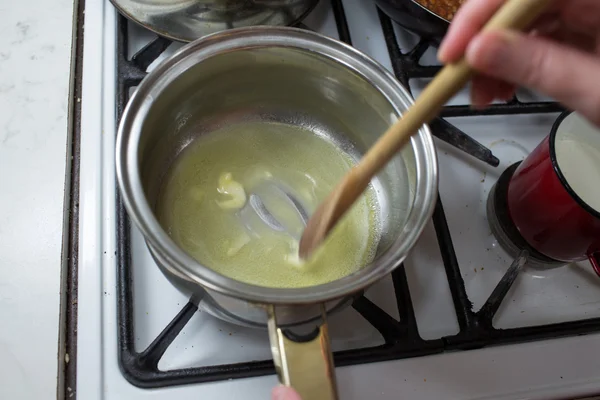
[486,162,564,270]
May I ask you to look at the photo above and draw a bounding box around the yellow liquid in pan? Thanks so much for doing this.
[156,122,379,288]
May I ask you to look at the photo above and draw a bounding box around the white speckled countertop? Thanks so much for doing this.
[0,1,75,399]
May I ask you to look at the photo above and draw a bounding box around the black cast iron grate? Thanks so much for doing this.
[115,0,600,389]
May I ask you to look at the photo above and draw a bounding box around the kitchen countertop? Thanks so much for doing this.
[0,1,75,399]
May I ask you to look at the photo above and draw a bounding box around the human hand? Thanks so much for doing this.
[438,0,600,126]
[271,385,302,400]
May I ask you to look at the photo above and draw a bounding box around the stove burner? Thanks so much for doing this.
[487,162,564,269]
[102,0,600,391]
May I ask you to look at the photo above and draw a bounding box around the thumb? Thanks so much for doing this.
[466,30,600,126]
[271,385,303,400]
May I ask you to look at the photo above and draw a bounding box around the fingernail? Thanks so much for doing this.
[437,25,456,63]
[466,30,518,72]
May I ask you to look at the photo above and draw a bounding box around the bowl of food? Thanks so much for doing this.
[375,0,466,44]
[116,26,438,398]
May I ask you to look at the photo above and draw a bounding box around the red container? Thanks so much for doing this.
[507,112,600,275]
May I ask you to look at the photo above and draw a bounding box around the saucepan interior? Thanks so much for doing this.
[117,27,438,305]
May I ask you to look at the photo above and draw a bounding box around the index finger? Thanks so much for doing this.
[438,0,506,63]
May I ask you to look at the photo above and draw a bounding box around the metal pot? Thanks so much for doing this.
[116,26,438,399]
[110,0,320,42]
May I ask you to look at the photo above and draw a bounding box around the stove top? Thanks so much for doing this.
[70,1,600,399]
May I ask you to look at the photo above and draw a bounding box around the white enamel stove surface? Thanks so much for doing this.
[77,0,600,399]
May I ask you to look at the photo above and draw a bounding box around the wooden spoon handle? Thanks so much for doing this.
[352,0,553,193]
[299,0,552,258]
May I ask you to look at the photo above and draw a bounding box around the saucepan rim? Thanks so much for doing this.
[548,111,600,220]
[115,26,438,305]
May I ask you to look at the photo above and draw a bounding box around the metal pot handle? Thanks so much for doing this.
[267,305,338,400]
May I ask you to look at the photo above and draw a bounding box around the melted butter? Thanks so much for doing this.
[216,172,246,210]
[156,122,379,288]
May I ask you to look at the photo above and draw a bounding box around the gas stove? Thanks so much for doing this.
[70,0,600,399]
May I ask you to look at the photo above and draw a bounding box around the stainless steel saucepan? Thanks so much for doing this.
[110,0,320,42]
[116,27,438,399]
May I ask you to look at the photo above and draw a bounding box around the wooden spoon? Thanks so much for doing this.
[299,0,553,259]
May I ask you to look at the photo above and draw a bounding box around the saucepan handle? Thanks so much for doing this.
[267,305,338,400]
[588,252,600,278]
